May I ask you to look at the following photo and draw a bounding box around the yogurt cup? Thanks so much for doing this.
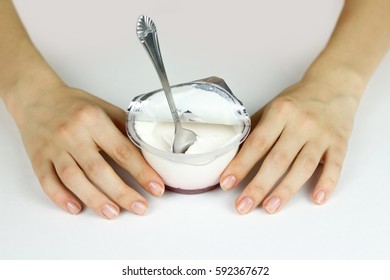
[126,77,251,194]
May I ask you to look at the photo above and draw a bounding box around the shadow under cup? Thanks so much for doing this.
[126,79,251,194]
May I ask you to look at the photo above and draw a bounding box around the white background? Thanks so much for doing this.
[1,0,389,260]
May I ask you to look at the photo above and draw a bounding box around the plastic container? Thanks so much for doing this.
[126,77,250,194]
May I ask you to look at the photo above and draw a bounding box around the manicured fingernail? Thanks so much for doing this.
[236,197,254,215]
[314,191,326,205]
[264,197,281,214]
[149,182,164,197]
[101,204,119,219]
[220,175,236,191]
[131,201,147,216]
[66,201,80,215]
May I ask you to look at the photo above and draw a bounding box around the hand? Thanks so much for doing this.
[14,82,165,219]
[220,78,361,214]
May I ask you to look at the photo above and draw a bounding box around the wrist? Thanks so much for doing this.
[302,53,367,101]
[0,40,64,125]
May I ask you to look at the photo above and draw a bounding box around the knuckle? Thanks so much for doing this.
[330,159,343,173]
[81,196,100,209]
[301,156,318,175]
[113,143,133,164]
[248,133,269,153]
[114,191,136,209]
[58,164,80,183]
[49,188,64,204]
[38,174,69,206]
[54,122,72,138]
[333,132,349,148]
[257,185,268,196]
[38,172,52,190]
[134,167,148,182]
[73,103,103,125]
[248,183,268,201]
[85,160,107,178]
[269,150,290,168]
[270,97,295,114]
[76,191,104,209]
[300,112,318,130]
[31,152,45,169]
[280,184,295,198]
[326,176,338,188]
[133,166,157,187]
[54,104,104,138]
[226,158,250,178]
[326,151,345,171]
[319,176,338,191]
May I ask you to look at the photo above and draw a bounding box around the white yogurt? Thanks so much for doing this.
[135,121,240,191]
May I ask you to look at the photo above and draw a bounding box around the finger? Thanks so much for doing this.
[91,113,165,197]
[34,160,82,215]
[250,107,265,128]
[312,146,346,205]
[262,142,325,214]
[96,99,128,134]
[53,152,120,219]
[72,145,148,215]
[234,128,306,215]
[220,107,286,190]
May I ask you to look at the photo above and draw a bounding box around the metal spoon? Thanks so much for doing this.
[136,15,197,153]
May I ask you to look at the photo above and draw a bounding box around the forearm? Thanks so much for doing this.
[303,0,390,97]
[0,0,62,116]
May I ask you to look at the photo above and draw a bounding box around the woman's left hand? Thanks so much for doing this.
[220,78,362,214]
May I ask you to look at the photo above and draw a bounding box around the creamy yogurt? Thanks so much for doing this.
[135,121,241,192]
[135,122,240,154]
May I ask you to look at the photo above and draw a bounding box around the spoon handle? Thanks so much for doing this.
[136,15,181,125]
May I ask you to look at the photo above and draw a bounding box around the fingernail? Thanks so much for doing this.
[66,201,80,215]
[149,182,164,197]
[236,197,254,215]
[264,197,281,214]
[314,191,326,205]
[220,175,236,191]
[131,201,148,216]
[101,204,119,219]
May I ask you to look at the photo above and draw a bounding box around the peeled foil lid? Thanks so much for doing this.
[129,76,248,126]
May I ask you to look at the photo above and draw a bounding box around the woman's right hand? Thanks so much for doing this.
[10,81,165,219]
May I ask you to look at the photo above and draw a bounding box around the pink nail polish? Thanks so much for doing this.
[314,191,326,204]
[264,197,281,214]
[101,204,119,219]
[149,182,164,197]
[66,201,80,215]
[220,175,236,191]
[131,201,147,216]
[236,197,254,215]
